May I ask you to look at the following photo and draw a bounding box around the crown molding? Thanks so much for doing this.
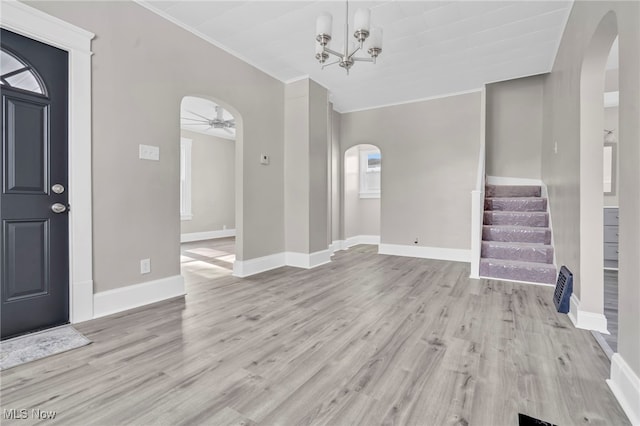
[134,1,284,83]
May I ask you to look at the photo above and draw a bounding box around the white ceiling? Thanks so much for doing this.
[181,96,236,140]
[141,1,574,112]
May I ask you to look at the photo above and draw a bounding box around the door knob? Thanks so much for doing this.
[51,203,67,214]
[52,184,65,194]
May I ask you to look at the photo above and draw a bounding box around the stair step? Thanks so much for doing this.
[482,225,551,244]
[481,241,554,264]
[480,258,557,284]
[485,184,541,198]
[485,197,547,212]
[484,211,548,227]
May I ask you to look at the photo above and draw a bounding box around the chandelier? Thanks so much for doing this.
[315,1,383,74]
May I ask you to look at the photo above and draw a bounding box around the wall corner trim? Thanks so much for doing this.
[286,250,332,269]
[607,353,640,426]
[181,229,236,243]
[568,294,609,334]
[93,275,185,319]
[379,244,471,263]
[232,253,286,278]
[232,249,334,278]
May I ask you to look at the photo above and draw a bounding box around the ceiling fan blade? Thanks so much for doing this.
[185,109,212,121]
[182,122,211,126]
[181,117,210,123]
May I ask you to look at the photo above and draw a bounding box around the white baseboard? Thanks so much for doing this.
[232,252,286,278]
[329,240,346,253]
[590,330,614,361]
[232,248,334,278]
[71,279,94,323]
[181,229,236,243]
[345,235,380,248]
[486,176,543,186]
[286,249,332,269]
[93,275,185,319]
[568,294,609,334]
[607,353,640,426]
[379,243,471,263]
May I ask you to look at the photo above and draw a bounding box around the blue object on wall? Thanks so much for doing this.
[553,266,573,314]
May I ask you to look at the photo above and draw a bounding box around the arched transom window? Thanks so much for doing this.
[0,48,45,95]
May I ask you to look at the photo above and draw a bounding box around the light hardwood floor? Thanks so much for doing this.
[1,242,629,425]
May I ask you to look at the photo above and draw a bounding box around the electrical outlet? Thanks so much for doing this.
[260,154,270,165]
[223,224,227,230]
[140,258,151,274]
[139,144,160,161]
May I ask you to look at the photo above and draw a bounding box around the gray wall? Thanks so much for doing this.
[344,145,381,238]
[331,110,341,243]
[180,130,235,235]
[542,1,640,377]
[486,75,544,179]
[308,80,329,253]
[340,92,481,250]
[284,80,309,254]
[605,68,619,92]
[284,79,329,254]
[30,1,285,291]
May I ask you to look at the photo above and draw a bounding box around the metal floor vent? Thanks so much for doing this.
[518,413,557,426]
[553,266,573,314]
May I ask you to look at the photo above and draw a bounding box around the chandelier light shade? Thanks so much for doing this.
[316,13,333,43]
[354,8,370,41]
[315,1,383,74]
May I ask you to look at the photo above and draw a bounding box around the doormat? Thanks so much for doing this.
[0,326,91,370]
[519,413,557,426]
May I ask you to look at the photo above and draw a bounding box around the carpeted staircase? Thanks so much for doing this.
[480,184,557,284]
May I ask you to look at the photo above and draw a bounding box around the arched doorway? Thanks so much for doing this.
[178,95,242,281]
[577,11,618,334]
[600,38,620,354]
[343,144,382,247]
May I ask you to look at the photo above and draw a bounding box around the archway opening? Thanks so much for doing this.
[600,36,620,354]
[577,11,618,337]
[343,144,381,247]
[178,95,240,281]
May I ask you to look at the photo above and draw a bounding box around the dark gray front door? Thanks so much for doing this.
[1,29,69,339]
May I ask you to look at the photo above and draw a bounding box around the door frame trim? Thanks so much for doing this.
[1,1,95,323]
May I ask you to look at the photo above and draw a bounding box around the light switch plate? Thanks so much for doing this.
[140,258,151,274]
[139,144,160,161]
[260,154,269,165]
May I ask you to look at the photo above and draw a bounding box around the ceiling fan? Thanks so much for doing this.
[181,105,235,134]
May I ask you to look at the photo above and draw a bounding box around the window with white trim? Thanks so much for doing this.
[359,149,381,198]
[180,138,192,220]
